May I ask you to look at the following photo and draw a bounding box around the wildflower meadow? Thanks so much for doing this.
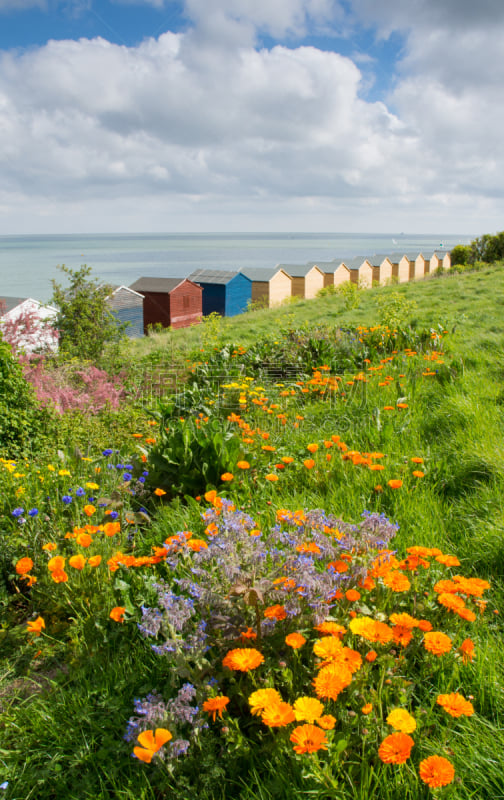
[1,264,504,800]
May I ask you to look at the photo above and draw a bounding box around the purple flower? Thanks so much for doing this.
[12,507,24,517]
[123,473,132,482]
[62,495,72,505]
[76,487,85,497]
[102,449,113,456]
[28,508,39,517]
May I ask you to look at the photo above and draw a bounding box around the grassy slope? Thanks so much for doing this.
[2,266,504,800]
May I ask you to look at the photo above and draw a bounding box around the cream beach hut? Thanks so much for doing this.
[367,255,393,286]
[278,264,325,299]
[345,257,373,289]
[436,250,451,270]
[239,267,292,307]
[388,253,411,283]
[307,260,351,289]
[404,252,427,280]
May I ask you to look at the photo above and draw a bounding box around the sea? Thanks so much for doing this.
[0,232,471,303]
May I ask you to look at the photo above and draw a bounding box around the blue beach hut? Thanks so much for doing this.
[106,286,145,338]
[188,270,252,317]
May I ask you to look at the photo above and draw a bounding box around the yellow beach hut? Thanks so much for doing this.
[405,252,427,280]
[308,260,351,289]
[367,255,394,285]
[239,267,292,307]
[279,264,325,299]
[345,257,373,289]
[388,253,410,283]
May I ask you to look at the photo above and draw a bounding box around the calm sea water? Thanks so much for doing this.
[0,232,470,303]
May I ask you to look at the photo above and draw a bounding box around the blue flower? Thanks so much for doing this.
[12,507,24,517]
[102,449,113,456]
[28,508,39,517]
[108,510,119,520]
[123,472,132,482]
[76,487,85,497]
[62,495,72,504]
[138,476,145,484]
[88,496,96,503]
[142,471,149,477]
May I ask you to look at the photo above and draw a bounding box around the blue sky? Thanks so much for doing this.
[0,0,502,234]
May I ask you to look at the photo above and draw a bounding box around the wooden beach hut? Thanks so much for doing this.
[239,267,292,308]
[307,260,351,289]
[404,252,427,280]
[129,277,202,332]
[278,264,325,299]
[188,270,251,317]
[436,250,451,270]
[106,286,144,338]
[345,257,373,289]
[367,255,393,286]
[388,253,411,283]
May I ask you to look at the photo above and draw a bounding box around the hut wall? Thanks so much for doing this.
[392,258,410,283]
[334,265,350,287]
[224,273,252,316]
[291,276,305,298]
[269,271,291,306]
[304,268,324,299]
[169,282,202,329]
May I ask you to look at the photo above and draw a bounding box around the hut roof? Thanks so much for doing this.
[0,296,29,314]
[188,269,246,284]
[344,257,371,271]
[129,277,194,293]
[239,267,289,282]
[276,263,323,277]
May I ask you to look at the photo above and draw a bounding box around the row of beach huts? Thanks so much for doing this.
[0,250,451,348]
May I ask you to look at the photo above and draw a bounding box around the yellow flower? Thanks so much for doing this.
[293,697,325,723]
[386,708,417,733]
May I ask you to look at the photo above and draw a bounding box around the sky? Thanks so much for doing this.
[0,0,503,235]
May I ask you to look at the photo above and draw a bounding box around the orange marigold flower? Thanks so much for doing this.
[437,592,466,612]
[110,606,126,623]
[222,648,264,672]
[314,621,346,638]
[361,703,373,715]
[293,696,324,723]
[316,714,336,730]
[290,723,328,754]
[69,554,86,570]
[76,532,92,548]
[386,708,417,733]
[285,632,306,649]
[88,555,102,567]
[345,589,361,602]
[48,555,65,572]
[436,692,474,718]
[382,571,411,592]
[26,616,45,636]
[203,695,230,721]
[249,688,282,715]
[186,538,208,552]
[417,619,433,632]
[307,443,319,454]
[387,479,403,489]
[411,457,424,464]
[365,650,377,662]
[83,504,96,517]
[265,473,279,482]
[349,616,393,644]
[303,459,315,470]
[312,662,352,701]
[153,488,166,496]
[369,463,385,471]
[220,473,234,482]
[313,637,343,661]
[392,625,414,647]
[264,604,287,621]
[50,568,68,583]
[103,521,121,537]
[16,557,33,575]
[459,638,475,664]
[236,461,250,469]
[419,755,455,788]
[423,631,452,656]
[133,728,172,764]
[281,456,294,464]
[389,612,418,628]
[42,542,57,551]
[239,627,257,642]
[204,489,217,503]
[378,732,414,764]
[261,701,296,727]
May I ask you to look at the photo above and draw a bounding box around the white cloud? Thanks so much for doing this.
[0,0,504,232]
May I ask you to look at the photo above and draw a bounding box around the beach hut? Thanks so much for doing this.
[106,286,144,338]
[367,255,394,286]
[129,277,202,332]
[239,267,292,308]
[388,253,411,283]
[344,257,374,289]
[278,264,325,299]
[307,260,351,289]
[404,252,427,280]
[188,270,251,317]
[0,296,58,352]
[436,250,451,270]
